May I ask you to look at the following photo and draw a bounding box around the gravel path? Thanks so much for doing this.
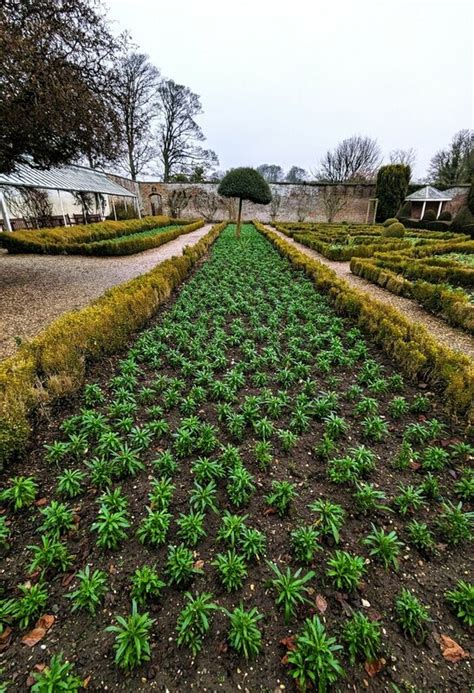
[268,227,474,360]
[0,225,213,360]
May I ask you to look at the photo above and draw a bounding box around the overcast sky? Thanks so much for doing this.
[106,0,473,180]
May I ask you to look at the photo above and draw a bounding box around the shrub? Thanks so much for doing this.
[438,210,452,221]
[376,165,411,221]
[382,222,405,238]
[383,217,399,227]
[452,206,474,231]
[422,209,437,222]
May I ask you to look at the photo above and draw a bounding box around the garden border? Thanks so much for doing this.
[254,221,473,425]
[0,222,227,466]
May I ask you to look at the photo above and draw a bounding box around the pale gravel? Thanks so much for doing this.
[0,225,213,360]
[268,227,474,361]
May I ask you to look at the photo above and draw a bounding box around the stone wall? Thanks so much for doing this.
[126,180,377,223]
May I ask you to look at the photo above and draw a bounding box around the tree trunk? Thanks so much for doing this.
[236,197,243,239]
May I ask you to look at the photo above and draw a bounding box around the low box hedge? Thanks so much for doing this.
[254,221,473,424]
[0,222,226,467]
[0,216,200,254]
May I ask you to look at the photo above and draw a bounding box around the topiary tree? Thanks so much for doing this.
[376,164,411,221]
[438,210,452,221]
[382,221,405,238]
[383,217,398,227]
[218,167,272,238]
[422,209,437,222]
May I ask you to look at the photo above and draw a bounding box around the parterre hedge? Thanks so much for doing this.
[0,216,201,254]
[254,221,474,424]
[0,222,226,467]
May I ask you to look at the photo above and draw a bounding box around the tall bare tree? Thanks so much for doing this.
[427,130,473,186]
[0,0,124,174]
[113,53,160,180]
[389,148,417,169]
[157,80,218,182]
[317,135,381,183]
[321,187,348,222]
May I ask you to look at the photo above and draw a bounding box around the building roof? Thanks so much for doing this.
[405,185,452,202]
[0,163,136,198]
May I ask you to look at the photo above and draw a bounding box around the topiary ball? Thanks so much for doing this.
[382,222,405,238]
[383,217,399,227]
[421,209,437,222]
[438,210,452,221]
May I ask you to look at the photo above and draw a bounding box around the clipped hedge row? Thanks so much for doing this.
[0,222,227,467]
[0,216,198,254]
[254,221,473,424]
[350,256,474,334]
[292,232,414,261]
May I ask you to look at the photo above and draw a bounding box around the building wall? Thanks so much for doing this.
[130,181,378,223]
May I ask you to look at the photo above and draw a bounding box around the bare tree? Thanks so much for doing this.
[157,80,218,182]
[291,187,313,222]
[389,148,417,169]
[285,166,308,183]
[194,189,219,221]
[269,190,282,222]
[168,188,190,218]
[256,164,284,183]
[113,52,160,180]
[321,187,348,222]
[427,130,473,185]
[317,135,382,182]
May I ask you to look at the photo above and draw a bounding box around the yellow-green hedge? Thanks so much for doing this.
[0,216,200,254]
[254,221,473,424]
[0,222,227,467]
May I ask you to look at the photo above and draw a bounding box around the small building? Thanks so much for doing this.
[404,185,452,220]
[0,163,140,232]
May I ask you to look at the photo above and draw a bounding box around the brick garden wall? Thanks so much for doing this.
[127,181,377,223]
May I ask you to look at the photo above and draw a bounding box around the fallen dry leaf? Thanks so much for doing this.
[280,635,297,652]
[83,675,91,688]
[35,498,48,507]
[364,658,386,677]
[193,559,205,570]
[0,627,12,652]
[217,640,228,654]
[409,460,421,471]
[263,507,277,516]
[439,635,470,663]
[21,615,55,647]
[315,594,328,614]
[62,573,75,587]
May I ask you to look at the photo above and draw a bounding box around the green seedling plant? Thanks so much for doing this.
[265,480,296,517]
[363,525,402,570]
[239,527,266,560]
[13,582,49,629]
[1,476,37,511]
[268,563,315,623]
[177,511,207,546]
[31,653,83,692]
[56,469,86,498]
[406,520,437,555]
[445,580,474,627]
[166,544,202,587]
[227,465,255,507]
[454,469,474,501]
[437,501,473,545]
[176,592,219,656]
[287,615,344,691]
[225,603,263,659]
[217,511,247,547]
[149,477,175,510]
[291,526,321,564]
[354,482,388,514]
[152,450,178,477]
[68,566,108,615]
[131,565,166,606]
[343,611,382,664]
[106,600,155,670]
[39,500,75,537]
[137,508,171,547]
[326,550,365,592]
[190,480,218,514]
[309,499,345,543]
[0,517,11,549]
[91,507,130,550]
[393,484,426,516]
[212,550,248,592]
[395,589,430,642]
[28,536,72,574]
